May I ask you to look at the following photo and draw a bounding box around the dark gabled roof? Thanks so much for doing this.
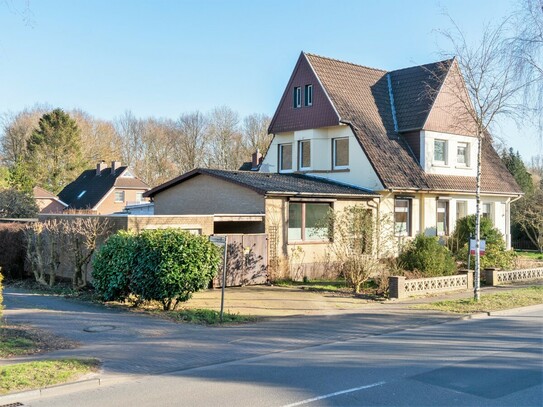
[388,59,452,131]
[301,53,522,195]
[58,166,150,210]
[145,168,378,199]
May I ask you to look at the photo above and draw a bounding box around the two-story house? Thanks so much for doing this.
[260,52,522,249]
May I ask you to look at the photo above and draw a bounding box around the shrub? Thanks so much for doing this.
[92,231,137,302]
[0,268,3,318]
[0,188,38,218]
[399,234,456,277]
[130,229,221,310]
[0,223,26,279]
[451,215,516,269]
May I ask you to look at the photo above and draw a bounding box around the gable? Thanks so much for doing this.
[268,53,340,134]
[423,61,478,136]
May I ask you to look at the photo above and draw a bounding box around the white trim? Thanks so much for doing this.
[332,137,349,170]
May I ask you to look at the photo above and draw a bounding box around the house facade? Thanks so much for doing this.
[58,161,150,215]
[260,52,522,249]
[33,186,68,214]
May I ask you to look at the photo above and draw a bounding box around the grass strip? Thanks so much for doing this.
[414,286,543,314]
[164,308,258,325]
[0,359,99,395]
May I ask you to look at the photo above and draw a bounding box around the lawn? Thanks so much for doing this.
[274,278,350,292]
[0,359,99,395]
[0,324,77,358]
[515,251,543,261]
[414,286,543,314]
[162,308,258,325]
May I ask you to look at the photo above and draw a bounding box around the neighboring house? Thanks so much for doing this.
[33,186,68,214]
[58,161,150,215]
[260,52,522,248]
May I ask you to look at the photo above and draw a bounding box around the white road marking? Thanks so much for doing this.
[281,381,386,407]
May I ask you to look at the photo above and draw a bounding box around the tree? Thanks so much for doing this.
[26,109,85,193]
[173,111,208,173]
[514,188,543,252]
[501,148,534,194]
[207,106,243,170]
[241,113,272,156]
[512,0,543,131]
[435,18,525,300]
[0,188,38,218]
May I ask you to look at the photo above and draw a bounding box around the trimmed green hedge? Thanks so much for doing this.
[399,234,456,277]
[93,229,220,310]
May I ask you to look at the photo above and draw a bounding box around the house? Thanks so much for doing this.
[260,52,522,248]
[58,161,150,215]
[146,52,522,281]
[33,186,68,214]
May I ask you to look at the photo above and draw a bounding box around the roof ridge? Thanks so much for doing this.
[389,58,454,74]
[304,52,387,73]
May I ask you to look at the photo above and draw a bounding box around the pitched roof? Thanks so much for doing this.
[145,168,378,199]
[58,166,149,210]
[298,53,522,195]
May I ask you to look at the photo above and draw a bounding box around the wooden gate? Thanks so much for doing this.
[214,234,268,286]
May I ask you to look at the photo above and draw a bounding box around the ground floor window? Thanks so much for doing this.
[482,202,493,223]
[288,202,330,242]
[437,200,449,236]
[456,200,468,222]
[394,198,411,236]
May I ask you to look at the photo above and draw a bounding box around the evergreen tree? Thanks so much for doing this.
[500,148,534,194]
[26,109,86,193]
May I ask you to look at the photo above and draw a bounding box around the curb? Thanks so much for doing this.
[462,303,543,320]
[0,378,101,404]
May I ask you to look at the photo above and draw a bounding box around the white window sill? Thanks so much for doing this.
[432,163,449,168]
[455,165,472,169]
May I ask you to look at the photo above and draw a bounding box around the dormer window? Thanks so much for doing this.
[293,87,302,108]
[457,142,469,166]
[279,143,293,172]
[298,140,311,170]
[434,139,447,165]
[304,84,313,106]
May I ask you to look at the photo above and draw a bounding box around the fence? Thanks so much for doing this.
[389,271,473,299]
[484,267,543,285]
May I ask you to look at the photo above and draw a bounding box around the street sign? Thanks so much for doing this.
[209,235,227,246]
[209,235,228,322]
[469,238,486,256]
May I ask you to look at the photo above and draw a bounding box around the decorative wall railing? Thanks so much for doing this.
[485,267,543,286]
[389,271,473,299]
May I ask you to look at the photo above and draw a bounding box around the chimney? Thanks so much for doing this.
[96,161,107,176]
[111,161,121,175]
[251,149,262,170]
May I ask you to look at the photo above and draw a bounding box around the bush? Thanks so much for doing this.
[0,189,38,219]
[0,268,3,318]
[399,234,457,277]
[0,223,26,279]
[130,229,221,310]
[451,215,516,269]
[92,231,137,302]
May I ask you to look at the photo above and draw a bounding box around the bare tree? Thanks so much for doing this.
[207,106,243,170]
[241,113,272,156]
[512,0,543,130]
[435,18,526,300]
[116,110,146,174]
[173,111,208,173]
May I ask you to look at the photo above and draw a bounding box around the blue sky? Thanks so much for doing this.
[0,0,540,161]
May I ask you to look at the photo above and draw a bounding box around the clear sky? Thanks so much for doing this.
[0,0,540,161]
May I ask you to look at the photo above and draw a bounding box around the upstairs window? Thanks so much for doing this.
[333,138,349,169]
[288,202,330,242]
[394,198,411,236]
[457,142,469,166]
[279,143,293,172]
[114,191,125,203]
[136,192,144,202]
[304,84,313,106]
[298,140,311,170]
[434,139,447,164]
[437,200,449,236]
[293,87,302,108]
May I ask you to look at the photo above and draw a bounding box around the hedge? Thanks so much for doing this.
[0,223,27,279]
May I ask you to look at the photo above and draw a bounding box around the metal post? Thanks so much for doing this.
[220,236,227,323]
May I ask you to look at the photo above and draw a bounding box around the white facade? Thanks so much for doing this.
[421,130,478,176]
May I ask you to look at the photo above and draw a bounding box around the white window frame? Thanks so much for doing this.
[294,87,302,108]
[114,191,125,203]
[456,200,468,222]
[482,202,494,223]
[288,201,331,242]
[279,143,293,173]
[305,84,313,107]
[433,139,448,165]
[394,198,411,237]
[332,137,349,169]
[136,192,144,203]
[436,199,449,236]
[456,142,469,167]
[298,140,311,170]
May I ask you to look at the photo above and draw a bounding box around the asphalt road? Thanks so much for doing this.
[18,307,543,407]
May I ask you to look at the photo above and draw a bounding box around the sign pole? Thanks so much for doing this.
[220,236,227,323]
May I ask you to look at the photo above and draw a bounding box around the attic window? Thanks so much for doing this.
[77,191,86,200]
[304,84,313,106]
[293,87,302,108]
[122,170,134,178]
